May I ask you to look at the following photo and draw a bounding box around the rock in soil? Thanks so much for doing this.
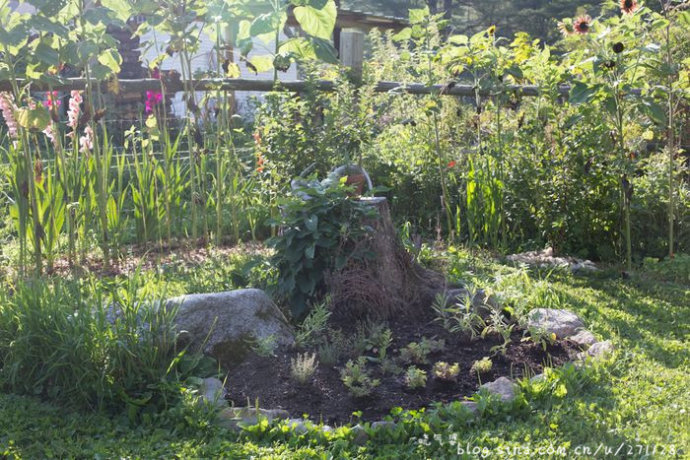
[169,289,295,368]
[506,247,598,272]
[199,377,227,408]
[527,308,585,339]
[577,340,614,361]
[480,377,516,402]
[568,329,597,348]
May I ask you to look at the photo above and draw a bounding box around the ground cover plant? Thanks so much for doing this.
[0,248,688,458]
[0,0,689,458]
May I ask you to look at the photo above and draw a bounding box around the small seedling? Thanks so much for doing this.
[295,300,331,348]
[432,361,460,381]
[404,366,427,389]
[399,337,445,365]
[248,334,278,358]
[470,357,493,376]
[522,325,557,351]
[380,357,403,376]
[341,357,380,398]
[290,352,318,384]
[316,341,340,367]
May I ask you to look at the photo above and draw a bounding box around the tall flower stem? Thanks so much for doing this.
[664,18,675,258]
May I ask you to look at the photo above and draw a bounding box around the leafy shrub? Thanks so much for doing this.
[269,181,377,319]
[340,357,380,398]
[642,254,690,283]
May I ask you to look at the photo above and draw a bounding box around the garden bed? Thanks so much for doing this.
[225,307,580,424]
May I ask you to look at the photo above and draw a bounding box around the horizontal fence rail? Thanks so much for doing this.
[0,77,558,97]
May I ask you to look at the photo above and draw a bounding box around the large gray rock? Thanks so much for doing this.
[480,376,516,402]
[527,308,585,339]
[169,289,295,367]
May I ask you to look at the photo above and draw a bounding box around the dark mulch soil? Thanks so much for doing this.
[225,307,581,425]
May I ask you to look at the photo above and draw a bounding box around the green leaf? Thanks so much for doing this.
[83,7,118,26]
[305,243,315,259]
[639,99,667,126]
[409,7,429,24]
[293,0,336,40]
[100,0,132,22]
[247,55,274,73]
[26,0,67,16]
[34,41,60,67]
[448,34,468,46]
[16,107,50,132]
[569,81,596,105]
[250,12,286,44]
[281,37,337,63]
[28,16,69,38]
[98,49,122,74]
[392,28,411,42]
[310,37,338,64]
[292,0,328,8]
[679,11,690,27]
[305,215,318,232]
[77,41,100,63]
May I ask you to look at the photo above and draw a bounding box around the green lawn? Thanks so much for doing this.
[1,251,688,459]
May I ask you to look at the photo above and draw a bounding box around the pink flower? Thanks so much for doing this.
[68,90,82,131]
[79,125,93,155]
[151,68,161,80]
[145,90,163,114]
[43,91,61,109]
[43,122,58,148]
[0,92,19,139]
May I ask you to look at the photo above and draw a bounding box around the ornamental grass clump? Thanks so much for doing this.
[0,276,216,416]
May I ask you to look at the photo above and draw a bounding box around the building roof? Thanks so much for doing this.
[335,7,407,31]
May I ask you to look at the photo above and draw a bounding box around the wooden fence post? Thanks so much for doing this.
[339,28,365,83]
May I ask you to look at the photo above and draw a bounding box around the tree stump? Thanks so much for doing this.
[326,197,445,320]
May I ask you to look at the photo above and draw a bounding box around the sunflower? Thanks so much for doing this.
[557,19,575,37]
[620,0,638,14]
[573,15,592,34]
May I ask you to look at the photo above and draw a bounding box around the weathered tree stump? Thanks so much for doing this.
[326,197,445,320]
